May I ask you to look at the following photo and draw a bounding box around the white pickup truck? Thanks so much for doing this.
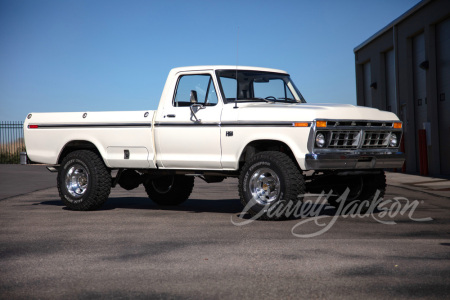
[24,65,405,219]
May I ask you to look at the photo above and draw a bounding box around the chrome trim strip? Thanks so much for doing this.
[318,127,402,132]
[221,121,311,127]
[28,123,152,128]
[155,121,311,127]
[154,122,219,127]
[29,121,312,128]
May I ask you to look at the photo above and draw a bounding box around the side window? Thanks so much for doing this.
[173,74,218,107]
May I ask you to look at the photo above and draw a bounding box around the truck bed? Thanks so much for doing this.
[24,110,157,168]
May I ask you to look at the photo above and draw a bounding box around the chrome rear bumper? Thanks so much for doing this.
[305,152,406,170]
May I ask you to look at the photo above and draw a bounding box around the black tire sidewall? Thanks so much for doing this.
[144,175,194,206]
[240,156,289,217]
[59,155,94,206]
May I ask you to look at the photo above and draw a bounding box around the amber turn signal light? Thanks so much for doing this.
[293,122,310,127]
[393,122,402,129]
[316,121,327,128]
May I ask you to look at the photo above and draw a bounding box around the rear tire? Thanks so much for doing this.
[144,175,194,206]
[57,150,111,210]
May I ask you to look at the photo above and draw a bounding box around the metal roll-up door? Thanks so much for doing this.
[437,18,450,174]
[385,49,397,114]
[412,33,427,172]
[363,62,372,107]
[413,33,427,130]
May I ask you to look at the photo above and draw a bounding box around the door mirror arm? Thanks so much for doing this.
[190,103,205,122]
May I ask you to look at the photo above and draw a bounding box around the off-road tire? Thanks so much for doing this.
[238,151,305,220]
[144,175,194,206]
[327,171,386,213]
[57,150,111,210]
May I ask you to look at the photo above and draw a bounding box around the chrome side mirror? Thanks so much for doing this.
[190,103,205,122]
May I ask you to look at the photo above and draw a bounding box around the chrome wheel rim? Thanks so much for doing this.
[249,168,281,205]
[65,164,89,198]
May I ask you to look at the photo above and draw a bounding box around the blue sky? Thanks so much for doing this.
[0,0,420,121]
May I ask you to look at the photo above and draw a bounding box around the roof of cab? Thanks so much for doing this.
[170,65,288,74]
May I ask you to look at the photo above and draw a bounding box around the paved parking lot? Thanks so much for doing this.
[0,165,56,200]
[1,166,449,299]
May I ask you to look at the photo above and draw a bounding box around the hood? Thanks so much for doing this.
[233,102,400,122]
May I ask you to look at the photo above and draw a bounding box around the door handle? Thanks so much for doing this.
[167,114,176,118]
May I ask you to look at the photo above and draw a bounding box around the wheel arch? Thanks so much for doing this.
[238,139,301,171]
[57,140,105,165]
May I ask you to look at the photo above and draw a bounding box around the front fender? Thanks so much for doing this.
[220,126,310,170]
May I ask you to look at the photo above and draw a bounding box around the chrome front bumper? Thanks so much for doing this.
[304,152,406,170]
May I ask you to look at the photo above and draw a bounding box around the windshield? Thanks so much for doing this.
[216,70,306,104]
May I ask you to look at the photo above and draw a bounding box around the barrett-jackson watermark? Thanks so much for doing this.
[231,189,433,238]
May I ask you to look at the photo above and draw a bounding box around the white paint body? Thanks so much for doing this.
[23,66,400,171]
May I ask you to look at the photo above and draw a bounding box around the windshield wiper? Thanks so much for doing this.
[273,98,298,103]
[257,97,275,103]
[232,98,297,104]
[234,98,275,103]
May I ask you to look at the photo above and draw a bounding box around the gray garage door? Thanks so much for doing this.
[437,18,450,175]
[412,33,427,172]
[363,62,372,107]
[385,49,397,114]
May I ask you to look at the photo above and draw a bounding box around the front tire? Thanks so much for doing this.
[144,175,194,206]
[57,150,111,210]
[238,151,305,220]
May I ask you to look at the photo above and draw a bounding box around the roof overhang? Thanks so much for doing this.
[353,0,430,53]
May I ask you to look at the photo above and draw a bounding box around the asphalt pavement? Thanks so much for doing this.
[1,166,449,299]
[0,164,56,200]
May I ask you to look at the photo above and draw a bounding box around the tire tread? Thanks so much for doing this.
[57,150,111,211]
[238,151,305,220]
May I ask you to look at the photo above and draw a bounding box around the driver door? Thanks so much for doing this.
[155,72,223,169]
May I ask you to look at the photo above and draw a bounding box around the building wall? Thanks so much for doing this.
[354,0,450,175]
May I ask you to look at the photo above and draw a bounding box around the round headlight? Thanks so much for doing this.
[389,133,398,147]
[316,133,326,148]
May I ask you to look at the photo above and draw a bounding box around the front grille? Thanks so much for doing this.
[316,130,399,150]
[328,131,360,149]
[313,120,402,151]
[362,131,390,148]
